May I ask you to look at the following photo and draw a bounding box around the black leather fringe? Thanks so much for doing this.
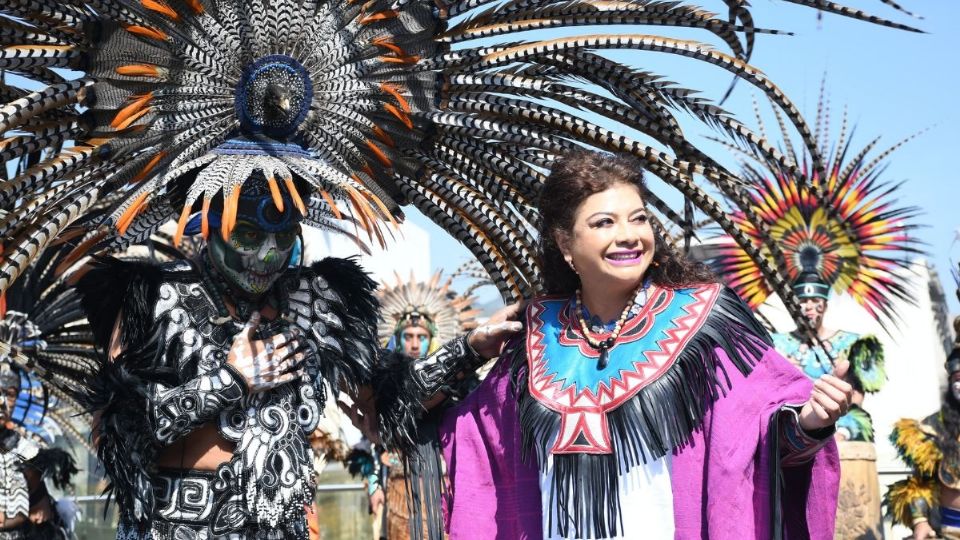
[403,414,447,540]
[769,410,784,540]
[511,286,772,538]
[370,350,423,455]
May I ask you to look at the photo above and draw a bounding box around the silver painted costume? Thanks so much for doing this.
[77,256,482,539]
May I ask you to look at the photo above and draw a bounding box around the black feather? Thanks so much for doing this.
[26,447,78,490]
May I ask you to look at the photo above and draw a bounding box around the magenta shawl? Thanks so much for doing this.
[439,347,839,539]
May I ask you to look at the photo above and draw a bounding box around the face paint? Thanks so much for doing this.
[208,220,298,296]
[799,297,827,331]
[400,326,432,357]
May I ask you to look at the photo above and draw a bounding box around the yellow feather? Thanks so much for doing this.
[892,418,942,478]
[883,476,938,527]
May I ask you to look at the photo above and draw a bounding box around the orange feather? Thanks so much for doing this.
[141,0,180,20]
[173,202,193,247]
[267,175,285,212]
[284,177,307,216]
[383,103,413,129]
[379,83,411,113]
[116,64,160,78]
[129,151,166,184]
[200,197,211,239]
[364,139,392,167]
[124,25,168,41]
[319,190,343,220]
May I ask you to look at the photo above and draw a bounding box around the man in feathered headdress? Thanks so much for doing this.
[73,169,512,539]
[366,272,479,540]
[706,95,920,539]
[772,270,888,538]
[772,271,886,444]
[886,320,960,539]
[0,361,78,540]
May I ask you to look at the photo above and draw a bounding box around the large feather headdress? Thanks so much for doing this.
[377,270,480,351]
[707,94,922,329]
[0,0,919,309]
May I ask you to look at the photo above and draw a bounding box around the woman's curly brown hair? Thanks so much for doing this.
[538,149,715,295]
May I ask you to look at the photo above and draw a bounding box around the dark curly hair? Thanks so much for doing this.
[538,149,715,295]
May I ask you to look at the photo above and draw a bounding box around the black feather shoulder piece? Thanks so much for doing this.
[72,257,194,521]
[74,257,170,352]
[26,447,79,491]
[282,257,424,453]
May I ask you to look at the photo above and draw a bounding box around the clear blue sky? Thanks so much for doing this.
[413,1,960,316]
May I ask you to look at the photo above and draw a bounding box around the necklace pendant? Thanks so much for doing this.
[597,347,609,369]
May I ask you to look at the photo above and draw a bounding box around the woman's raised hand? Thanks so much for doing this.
[798,360,854,432]
[227,311,306,393]
[467,302,525,360]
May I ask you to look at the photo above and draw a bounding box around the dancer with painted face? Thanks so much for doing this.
[887,322,960,540]
[75,167,515,539]
[0,362,79,540]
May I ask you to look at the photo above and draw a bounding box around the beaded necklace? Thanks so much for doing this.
[574,281,648,369]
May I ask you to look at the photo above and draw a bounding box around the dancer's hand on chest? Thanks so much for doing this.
[228,311,306,393]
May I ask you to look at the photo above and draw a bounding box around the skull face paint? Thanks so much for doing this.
[208,220,298,296]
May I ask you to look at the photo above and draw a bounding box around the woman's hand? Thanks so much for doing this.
[467,302,525,360]
[798,360,854,432]
[228,312,306,393]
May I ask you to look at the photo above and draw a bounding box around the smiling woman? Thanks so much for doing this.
[439,149,858,539]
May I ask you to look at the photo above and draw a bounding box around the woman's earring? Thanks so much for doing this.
[566,258,577,273]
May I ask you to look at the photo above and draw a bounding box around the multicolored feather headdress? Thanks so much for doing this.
[378,270,480,353]
[0,0,919,308]
[707,94,922,328]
